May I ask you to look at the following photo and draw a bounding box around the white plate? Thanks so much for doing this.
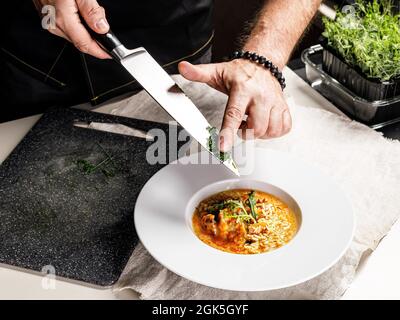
[134,148,354,291]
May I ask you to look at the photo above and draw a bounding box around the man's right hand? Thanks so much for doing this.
[35,0,111,59]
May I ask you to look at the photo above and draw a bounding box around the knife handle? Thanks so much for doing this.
[81,18,122,58]
[89,29,122,54]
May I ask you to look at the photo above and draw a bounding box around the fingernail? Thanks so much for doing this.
[219,135,231,152]
[95,19,109,32]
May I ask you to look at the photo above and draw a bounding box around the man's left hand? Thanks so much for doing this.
[178,59,292,152]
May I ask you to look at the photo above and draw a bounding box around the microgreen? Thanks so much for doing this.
[322,0,400,81]
[205,192,258,223]
[224,199,249,216]
[206,126,232,163]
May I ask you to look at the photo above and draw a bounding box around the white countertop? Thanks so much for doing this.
[0,69,399,299]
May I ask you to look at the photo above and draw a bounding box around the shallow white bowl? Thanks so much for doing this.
[134,148,354,291]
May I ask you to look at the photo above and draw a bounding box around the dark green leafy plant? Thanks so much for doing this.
[322,0,400,81]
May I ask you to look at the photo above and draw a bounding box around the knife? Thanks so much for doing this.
[86,27,239,176]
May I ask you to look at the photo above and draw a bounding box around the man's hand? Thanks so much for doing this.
[179,0,321,152]
[178,59,291,152]
[35,0,110,59]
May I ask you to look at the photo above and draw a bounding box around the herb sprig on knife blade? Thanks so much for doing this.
[207,126,232,162]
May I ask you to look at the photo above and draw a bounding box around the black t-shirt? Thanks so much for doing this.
[104,0,213,63]
[1,0,213,118]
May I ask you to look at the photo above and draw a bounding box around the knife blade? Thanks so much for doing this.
[88,28,239,175]
[73,121,155,140]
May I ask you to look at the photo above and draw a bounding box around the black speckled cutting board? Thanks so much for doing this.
[0,107,189,287]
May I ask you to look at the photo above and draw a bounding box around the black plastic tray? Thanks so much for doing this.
[322,44,400,101]
[302,44,400,127]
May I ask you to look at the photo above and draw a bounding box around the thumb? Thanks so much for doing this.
[78,0,110,34]
[178,61,220,87]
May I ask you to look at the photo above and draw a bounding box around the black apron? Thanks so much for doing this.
[1,0,213,122]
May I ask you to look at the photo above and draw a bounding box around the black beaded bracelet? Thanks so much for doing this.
[231,50,286,90]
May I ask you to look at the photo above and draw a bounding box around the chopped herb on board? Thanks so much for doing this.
[76,143,118,178]
[76,159,97,174]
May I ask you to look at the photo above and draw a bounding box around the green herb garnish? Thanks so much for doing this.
[224,199,248,216]
[248,190,258,219]
[207,202,227,215]
[322,0,400,81]
[206,196,257,223]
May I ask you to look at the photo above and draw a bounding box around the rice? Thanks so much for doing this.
[192,189,298,254]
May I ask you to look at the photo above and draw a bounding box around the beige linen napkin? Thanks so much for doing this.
[104,75,400,300]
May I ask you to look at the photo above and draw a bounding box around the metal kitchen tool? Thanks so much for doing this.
[0,107,190,287]
[73,121,155,140]
[87,28,239,176]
